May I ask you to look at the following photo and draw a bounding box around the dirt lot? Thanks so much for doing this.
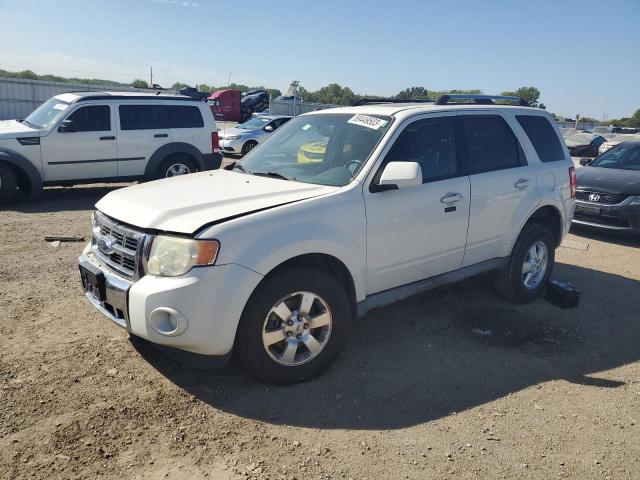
[1,185,639,480]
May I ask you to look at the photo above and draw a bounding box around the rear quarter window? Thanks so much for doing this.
[516,115,565,162]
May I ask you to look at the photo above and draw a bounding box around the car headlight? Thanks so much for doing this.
[630,196,640,206]
[225,135,242,140]
[146,236,220,277]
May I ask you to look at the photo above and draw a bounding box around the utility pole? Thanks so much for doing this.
[227,72,231,87]
[150,67,153,88]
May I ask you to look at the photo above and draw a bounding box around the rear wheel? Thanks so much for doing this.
[156,155,198,179]
[0,163,18,205]
[236,268,352,385]
[494,224,555,303]
[241,141,258,156]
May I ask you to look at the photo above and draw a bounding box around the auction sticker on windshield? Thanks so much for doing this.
[53,103,68,111]
[348,114,388,130]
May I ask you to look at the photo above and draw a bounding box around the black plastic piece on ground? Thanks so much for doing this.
[545,280,580,309]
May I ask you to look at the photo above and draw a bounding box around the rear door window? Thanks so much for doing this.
[464,115,524,173]
[516,115,565,162]
[66,105,111,132]
[165,105,204,128]
[119,105,166,130]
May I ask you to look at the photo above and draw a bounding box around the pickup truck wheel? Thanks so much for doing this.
[236,268,352,385]
[494,224,555,304]
[241,141,257,156]
[156,155,198,179]
[0,163,18,205]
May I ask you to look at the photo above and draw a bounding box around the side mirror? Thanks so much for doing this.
[264,124,274,132]
[579,158,593,166]
[58,120,76,133]
[377,162,422,190]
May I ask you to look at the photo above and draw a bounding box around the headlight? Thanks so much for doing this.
[146,236,220,277]
[225,135,242,140]
[630,196,640,205]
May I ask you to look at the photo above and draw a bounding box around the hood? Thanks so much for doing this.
[95,169,339,234]
[576,166,640,195]
[219,127,253,138]
[0,119,40,139]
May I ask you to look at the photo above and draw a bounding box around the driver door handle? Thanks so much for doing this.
[514,178,531,190]
[154,133,168,138]
[100,135,115,140]
[440,192,463,203]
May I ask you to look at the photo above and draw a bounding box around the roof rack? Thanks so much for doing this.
[435,94,530,107]
[72,92,198,103]
[352,98,433,106]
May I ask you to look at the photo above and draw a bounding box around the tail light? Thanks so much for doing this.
[211,132,220,153]
[569,166,576,197]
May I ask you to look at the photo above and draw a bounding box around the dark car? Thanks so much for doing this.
[566,133,606,157]
[240,90,269,122]
[573,141,640,235]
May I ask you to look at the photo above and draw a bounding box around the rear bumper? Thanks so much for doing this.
[572,200,640,233]
[202,152,222,171]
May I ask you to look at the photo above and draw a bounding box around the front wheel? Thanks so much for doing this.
[241,141,257,156]
[236,268,352,385]
[494,224,555,303]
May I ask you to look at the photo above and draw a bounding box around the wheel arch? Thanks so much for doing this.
[0,148,43,197]
[520,204,563,248]
[250,253,358,319]
[242,139,258,153]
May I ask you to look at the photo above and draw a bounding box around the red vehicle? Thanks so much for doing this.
[207,89,241,122]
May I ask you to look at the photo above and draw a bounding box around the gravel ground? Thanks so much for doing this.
[1,185,639,480]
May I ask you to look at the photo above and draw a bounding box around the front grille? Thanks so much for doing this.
[575,190,628,205]
[573,212,631,228]
[92,212,148,279]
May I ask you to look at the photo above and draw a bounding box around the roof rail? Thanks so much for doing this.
[352,98,433,106]
[435,94,530,107]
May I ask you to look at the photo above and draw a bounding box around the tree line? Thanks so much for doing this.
[2,69,638,127]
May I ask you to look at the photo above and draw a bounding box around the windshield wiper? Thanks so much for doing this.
[253,171,292,181]
[227,162,252,174]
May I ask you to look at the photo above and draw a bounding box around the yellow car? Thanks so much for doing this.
[297,141,352,163]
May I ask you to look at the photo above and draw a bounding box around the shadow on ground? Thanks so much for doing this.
[1,184,129,213]
[570,225,640,248]
[133,262,639,430]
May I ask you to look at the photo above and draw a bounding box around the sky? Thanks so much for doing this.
[0,0,638,119]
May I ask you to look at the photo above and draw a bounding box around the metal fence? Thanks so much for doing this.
[0,77,147,120]
[268,98,339,116]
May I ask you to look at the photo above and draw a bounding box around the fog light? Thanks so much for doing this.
[148,307,187,336]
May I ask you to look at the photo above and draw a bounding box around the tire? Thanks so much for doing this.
[241,141,258,156]
[0,162,18,205]
[155,155,198,179]
[236,268,352,385]
[493,224,555,304]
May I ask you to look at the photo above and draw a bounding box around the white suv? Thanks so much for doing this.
[0,91,221,204]
[78,94,576,384]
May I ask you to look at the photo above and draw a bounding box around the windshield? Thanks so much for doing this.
[237,113,392,186]
[591,143,640,171]
[237,117,270,130]
[24,98,70,129]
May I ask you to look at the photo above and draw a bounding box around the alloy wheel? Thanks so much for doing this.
[262,291,332,366]
[522,240,548,289]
